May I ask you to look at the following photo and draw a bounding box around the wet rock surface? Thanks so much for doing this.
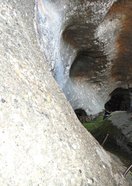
[0,0,130,185]
[36,0,132,115]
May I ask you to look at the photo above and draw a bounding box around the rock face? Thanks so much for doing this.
[0,0,129,185]
[109,111,132,155]
[36,0,132,115]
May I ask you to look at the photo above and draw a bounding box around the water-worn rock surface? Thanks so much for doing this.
[36,0,132,115]
[0,0,130,185]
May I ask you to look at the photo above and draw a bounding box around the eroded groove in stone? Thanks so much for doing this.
[105,88,132,112]
[36,0,132,116]
[0,0,131,185]
[69,50,107,82]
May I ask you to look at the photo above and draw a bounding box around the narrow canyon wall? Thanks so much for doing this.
[0,0,129,185]
[36,0,132,115]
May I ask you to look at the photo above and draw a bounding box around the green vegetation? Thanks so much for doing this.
[83,114,104,132]
[83,114,120,142]
[83,114,132,169]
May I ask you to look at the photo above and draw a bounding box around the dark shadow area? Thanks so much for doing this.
[74,108,93,123]
[69,50,106,82]
[62,23,96,48]
[63,24,107,82]
[105,88,132,112]
[82,113,132,175]
[75,108,87,122]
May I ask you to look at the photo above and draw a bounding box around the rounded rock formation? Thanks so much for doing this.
[36,0,132,115]
[0,0,130,185]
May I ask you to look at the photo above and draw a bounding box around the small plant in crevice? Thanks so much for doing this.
[83,113,132,169]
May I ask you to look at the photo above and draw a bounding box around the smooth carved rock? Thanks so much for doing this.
[0,0,129,186]
[37,0,132,115]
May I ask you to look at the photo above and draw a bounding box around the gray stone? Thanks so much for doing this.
[36,0,132,115]
[109,111,132,155]
[0,0,129,185]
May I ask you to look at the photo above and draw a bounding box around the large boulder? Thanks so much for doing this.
[0,0,129,185]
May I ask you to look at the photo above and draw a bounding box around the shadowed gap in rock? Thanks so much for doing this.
[105,87,132,113]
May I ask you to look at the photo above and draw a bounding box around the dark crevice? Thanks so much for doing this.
[70,50,107,81]
[75,109,91,123]
[105,87,132,112]
[75,108,87,120]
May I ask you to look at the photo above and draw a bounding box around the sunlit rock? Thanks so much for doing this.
[0,0,130,185]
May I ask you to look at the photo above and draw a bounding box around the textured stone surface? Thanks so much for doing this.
[36,0,132,115]
[0,0,129,185]
[109,111,132,155]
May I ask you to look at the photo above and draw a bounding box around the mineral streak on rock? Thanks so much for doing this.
[110,0,132,84]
